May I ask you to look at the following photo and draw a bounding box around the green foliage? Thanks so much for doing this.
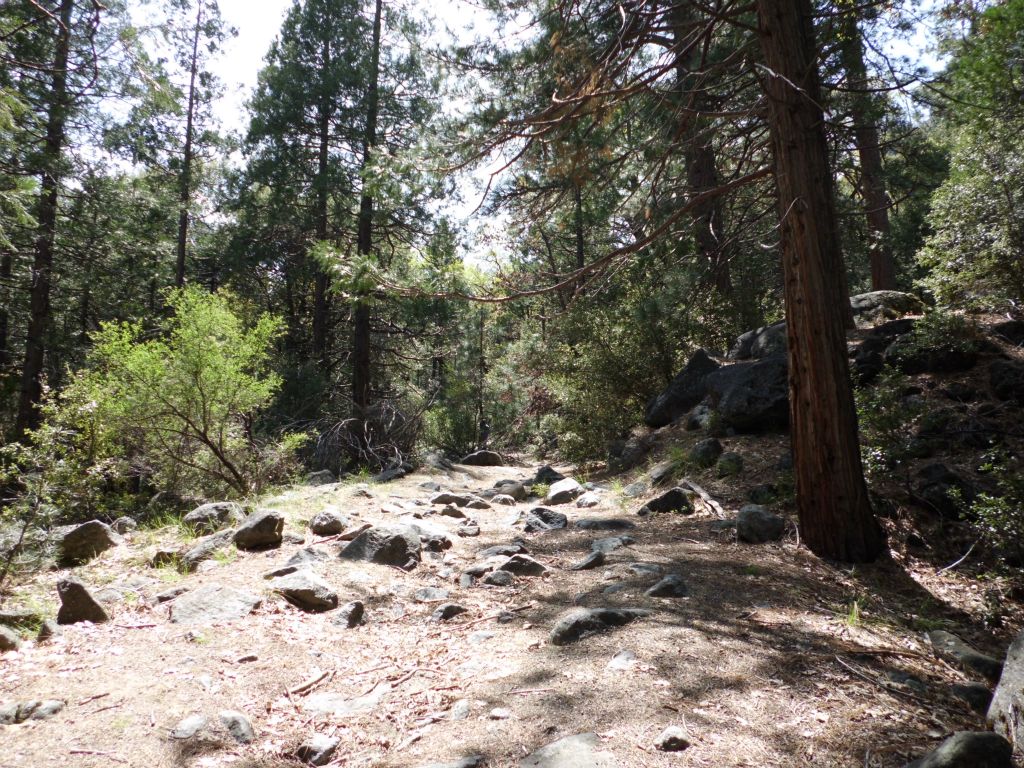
[885,311,983,370]
[23,288,302,514]
[856,369,924,481]
[970,454,1024,566]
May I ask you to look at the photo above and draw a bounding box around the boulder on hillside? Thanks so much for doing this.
[688,438,723,468]
[641,487,695,515]
[56,579,109,625]
[271,570,338,612]
[534,465,565,484]
[180,530,233,572]
[905,731,1012,768]
[990,359,1024,403]
[183,502,246,535]
[338,525,421,570]
[850,290,924,328]
[737,504,786,543]
[854,319,917,382]
[461,450,503,466]
[58,521,122,566]
[988,628,1024,747]
[169,585,261,625]
[233,509,284,550]
[991,319,1024,347]
[494,480,528,501]
[706,355,789,432]
[607,432,654,472]
[522,507,568,533]
[728,321,786,361]
[549,607,650,646]
[305,469,336,486]
[644,349,720,428]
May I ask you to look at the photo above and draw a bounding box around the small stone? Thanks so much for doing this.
[271,571,338,612]
[736,504,786,543]
[483,570,515,586]
[0,626,22,652]
[497,554,548,576]
[549,607,650,645]
[36,619,61,642]
[305,469,336,486]
[154,586,188,604]
[439,504,468,519]
[569,551,605,571]
[591,536,634,554]
[627,562,663,577]
[716,451,744,478]
[183,502,246,535]
[233,509,284,550]
[457,524,481,537]
[334,601,365,628]
[465,497,492,510]
[519,732,615,768]
[689,438,723,468]
[534,465,565,484]
[643,487,694,515]
[646,574,688,598]
[523,507,568,533]
[648,460,675,485]
[431,492,472,507]
[296,733,340,766]
[574,518,636,531]
[431,603,468,621]
[149,546,181,569]
[111,516,137,534]
[654,725,692,752]
[575,492,600,508]
[450,699,471,720]
[171,713,208,739]
[56,579,109,625]
[607,649,637,670]
[492,494,517,506]
[59,520,122,565]
[479,542,529,558]
[415,587,450,602]
[622,481,648,498]
[545,477,584,505]
[218,710,255,744]
[169,585,261,625]
[489,707,512,719]
[309,509,348,535]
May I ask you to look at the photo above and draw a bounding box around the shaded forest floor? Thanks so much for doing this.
[1,440,1021,768]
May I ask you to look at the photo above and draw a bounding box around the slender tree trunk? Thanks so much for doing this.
[0,250,11,368]
[311,34,333,370]
[671,3,731,295]
[839,8,896,291]
[15,0,74,440]
[351,0,382,419]
[755,0,886,563]
[175,0,203,288]
[573,181,586,295]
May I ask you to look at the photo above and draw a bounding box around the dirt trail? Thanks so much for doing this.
[0,460,999,768]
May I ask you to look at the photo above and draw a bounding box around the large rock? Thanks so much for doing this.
[646,574,688,598]
[296,734,340,766]
[461,450,504,466]
[233,509,284,550]
[928,630,1003,684]
[180,530,234,572]
[642,487,694,516]
[430,492,472,507]
[496,554,548,576]
[549,607,650,646]
[494,480,528,501]
[0,626,22,651]
[271,571,338,612]
[309,508,348,536]
[523,507,568,533]
[989,629,1024,745]
[885,335,979,375]
[573,518,635,531]
[850,290,924,328]
[545,477,583,505]
[688,437,723,468]
[169,585,261,624]
[705,355,789,432]
[737,504,786,543]
[338,525,421,569]
[644,349,720,428]
[990,360,1024,404]
[906,732,1012,768]
[992,319,1024,346]
[519,733,617,768]
[535,465,566,484]
[728,321,786,361]
[56,579,109,625]
[58,520,122,565]
[607,433,653,472]
[183,502,246,535]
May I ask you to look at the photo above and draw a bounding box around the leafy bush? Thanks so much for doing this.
[971,454,1024,566]
[856,370,924,481]
[21,288,303,514]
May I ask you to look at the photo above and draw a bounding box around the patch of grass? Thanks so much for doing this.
[531,482,551,500]
[846,599,863,628]
[742,564,766,577]
[154,559,184,582]
[213,546,237,565]
[139,511,198,542]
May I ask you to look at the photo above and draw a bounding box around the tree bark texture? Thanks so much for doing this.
[175,0,203,288]
[755,0,886,562]
[838,9,896,291]
[311,31,333,370]
[15,0,74,439]
[351,0,383,418]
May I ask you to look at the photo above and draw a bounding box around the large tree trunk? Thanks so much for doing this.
[839,8,896,291]
[311,33,333,371]
[671,3,731,295]
[351,0,382,421]
[755,0,886,563]
[15,0,74,440]
[175,0,203,288]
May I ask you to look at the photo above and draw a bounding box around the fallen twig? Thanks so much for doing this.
[288,670,330,697]
[507,687,554,695]
[937,540,980,575]
[834,655,932,706]
[68,750,127,764]
[679,479,726,517]
[77,693,109,705]
[431,603,534,635]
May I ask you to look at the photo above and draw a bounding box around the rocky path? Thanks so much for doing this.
[0,459,1011,768]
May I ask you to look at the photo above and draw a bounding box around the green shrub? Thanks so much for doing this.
[856,370,924,481]
[971,454,1024,566]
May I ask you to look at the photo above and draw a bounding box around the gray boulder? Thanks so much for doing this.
[219,710,255,744]
[309,508,348,536]
[716,451,744,478]
[591,536,635,554]
[550,607,650,646]
[59,520,122,565]
[338,525,421,569]
[688,437,723,468]
[497,554,548,576]
[111,516,137,534]
[642,487,694,515]
[929,630,1003,684]
[989,629,1024,745]
[850,290,924,328]
[737,504,785,543]
[706,355,789,432]
[56,579,109,625]
[0,626,22,651]
[535,465,566,484]
[545,477,583,505]
[183,502,245,535]
[574,518,635,532]
[646,574,688,598]
[305,469,336,486]
[430,491,472,507]
[461,450,504,466]
[905,731,1011,768]
[494,480,528,501]
[645,349,720,428]
[180,530,234,572]
[271,571,338,612]
[728,321,786,361]
[297,734,340,766]
[523,507,568,533]
[568,551,606,571]
[233,509,284,550]
[169,585,261,624]
[334,601,365,628]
